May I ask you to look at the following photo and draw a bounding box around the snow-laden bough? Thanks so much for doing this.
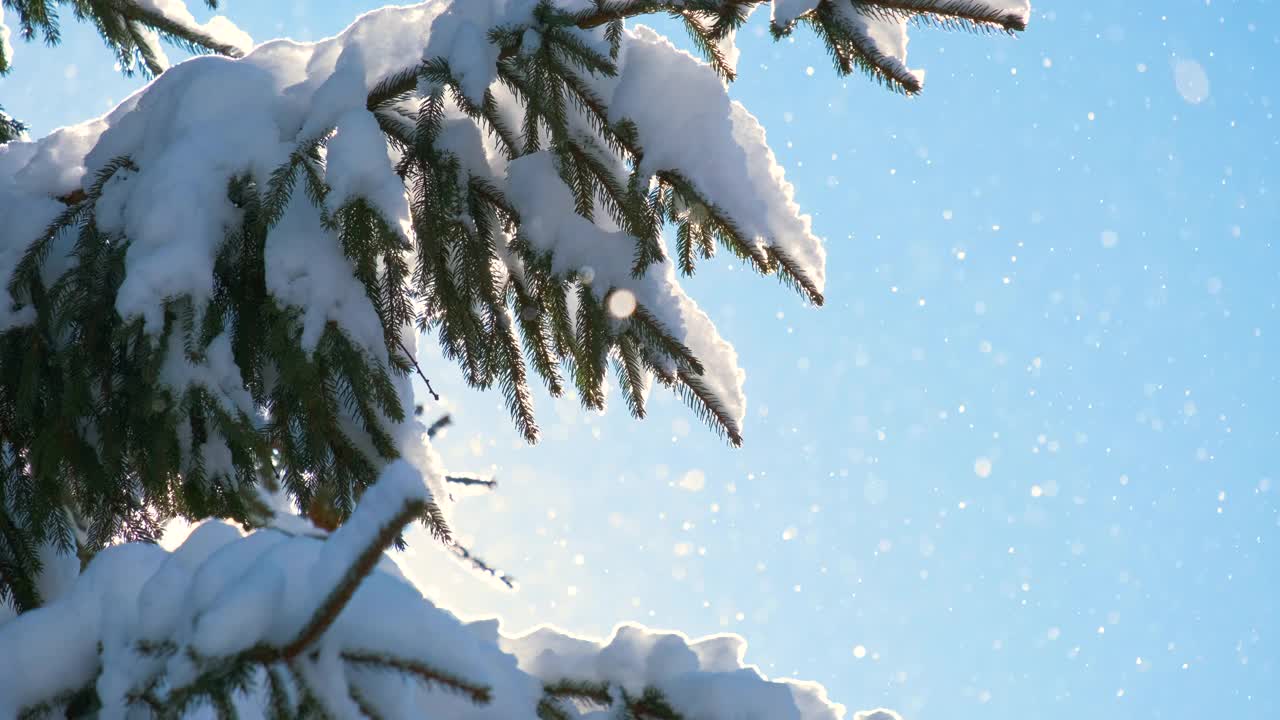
[0,461,850,718]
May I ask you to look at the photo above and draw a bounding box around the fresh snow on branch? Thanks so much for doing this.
[505,623,846,719]
[1,7,14,73]
[132,0,254,56]
[0,1,1031,489]
[0,0,831,447]
[0,460,853,718]
[0,0,1034,716]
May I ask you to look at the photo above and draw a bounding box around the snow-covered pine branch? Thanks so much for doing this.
[0,0,1028,714]
[0,460,849,718]
[0,2,1027,586]
[0,0,250,78]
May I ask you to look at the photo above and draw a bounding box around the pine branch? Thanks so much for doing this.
[614,333,650,419]
[0,108,26,143]
[160,647,265,718]
[767,246,825,306]
[537,680,688,720]
[446,539,517,590]
[282,493,427,659]
[807,4,923,94]
[572,1,764,31]
[561,0,1024,93]
[543,678,613,706]
[347,685,384,720]
[396,338,440,402]
[341,650,493,705]
[0,503,43,613]
[2,0,243,92]
[425,413,453,438]
[15,685,98,720]
[109,0,246,59]
[445,475,498,490]
[365,65,420,111]
[418,500,452,543]
[861,0,1029,32]
[265,667,294,720]
[677,369,743,446]
[537,699,573,720]
[655,170,771,275]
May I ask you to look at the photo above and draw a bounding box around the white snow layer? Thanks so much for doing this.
[773,0,1034,89]
[974,0,1032,22]
[0,0,837,439]
[133,0,254,55]
[1,7,13,70]
[771,0,823,27]
[0,460,856,719]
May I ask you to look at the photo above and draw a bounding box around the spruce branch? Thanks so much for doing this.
[2,0,244,89]
[568,0,1025,92]
[677,369,744,446]
[282,493,427,660]
[0,502,43,613]
[621,686,686,719]
[537,699,573,720]
[807,3,922,94]
[0,108,27,143]
[861,0,1029,32]
[158,646,266,718]
[341,650,493,705]
[445,475,498,490]
[265,666,294,719]
[396,337,441,402]
[543,678,613,706]
[101,0,247,59]
[15,685,99,720]
[347,684,384,720]
[537,680,688,720]
[425,413,453,438]
[418,499,452,543]
[446,539,517,590]
[767,246,825,306]
[614,333,650,420]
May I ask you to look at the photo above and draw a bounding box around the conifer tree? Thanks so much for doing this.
[0,1,1030,715]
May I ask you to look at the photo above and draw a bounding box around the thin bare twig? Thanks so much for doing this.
[397,338,440,401]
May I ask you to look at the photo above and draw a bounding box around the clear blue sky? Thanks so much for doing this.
[4,3,1278,718]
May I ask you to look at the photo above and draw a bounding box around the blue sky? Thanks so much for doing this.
[4,2,1278,718]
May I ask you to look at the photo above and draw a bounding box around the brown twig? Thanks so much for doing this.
[397,338,440,401]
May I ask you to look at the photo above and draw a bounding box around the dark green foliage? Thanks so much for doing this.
[16,685,99,720]
[0,109,24,143]
[0,156,274,612]
[537,679,690,720]
[538,679,611,719]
